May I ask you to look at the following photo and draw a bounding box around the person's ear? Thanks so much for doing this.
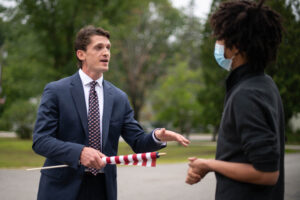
[76,50,86,61]
[231,45,239,55]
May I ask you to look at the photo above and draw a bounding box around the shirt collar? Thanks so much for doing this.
[79,69,103,87]
[226,63,263,92]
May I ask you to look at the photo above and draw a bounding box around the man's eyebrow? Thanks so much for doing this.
[94,42,111,46]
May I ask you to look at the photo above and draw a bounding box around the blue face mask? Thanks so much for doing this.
[214,43,234,71]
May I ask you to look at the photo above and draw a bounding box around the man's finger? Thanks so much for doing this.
[189,162,197,168]
[180,135,190,144]
[188,157,197,162]
[176,135,190,147]
[188,170,201,180]
[94,154,105,169]
[158,128,166,135]
[185,176,201,185]
[174,134,190,147]
[97,151,106,158]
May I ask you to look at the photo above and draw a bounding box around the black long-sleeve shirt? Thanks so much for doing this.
[215,64,285,200]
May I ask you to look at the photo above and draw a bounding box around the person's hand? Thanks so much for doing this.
[189,157,210,178]
[154,128,190,147]
[186,157,211,185]
[186,167,202,185]
[80,147,106,169]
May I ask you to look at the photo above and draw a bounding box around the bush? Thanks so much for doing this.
[0,98,38,139]
[286,130,300,144]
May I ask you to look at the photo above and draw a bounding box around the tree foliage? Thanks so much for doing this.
[106,0,184,120]
[197,0,227,140]
[17,0,151,77]
[0,0,162,137]
[0,99,38,139]
[151,61,203,138]
[265,0,300,125]
[198,0,300,141]
[0,0,299,142]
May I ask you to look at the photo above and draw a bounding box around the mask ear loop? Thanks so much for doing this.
[228,55,235,71]
[230,49,241,70]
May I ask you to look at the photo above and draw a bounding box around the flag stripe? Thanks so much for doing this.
[132,154,138,165]
[115,156,120,164]
[141,153,147,166]
[124,155,129,165]
[106,157,111,164]
[151,152,156,167]
[128,155,133,165]
[119,156,124,165]
[101,152,158,167]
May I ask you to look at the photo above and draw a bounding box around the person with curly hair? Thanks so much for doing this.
[185,0,285,199]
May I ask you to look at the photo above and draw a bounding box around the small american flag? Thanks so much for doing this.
[103,152,159,167]
[26,152,165,171]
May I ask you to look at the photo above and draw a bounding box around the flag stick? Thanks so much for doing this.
[27,152,167,171]
[26,164,68,171]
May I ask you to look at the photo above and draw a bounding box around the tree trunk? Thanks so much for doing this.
[212,125,219,141]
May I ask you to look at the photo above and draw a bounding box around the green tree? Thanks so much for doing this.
[106,0,185,120]
[196,0,226,141]
[151,61,203,139]
[5,0,185,122]
[0,17,54,135]
[0,99,38,139]
[198,0,300,141]
[265,0,300,135]
[0,0,167,137]
[17,0,150,78]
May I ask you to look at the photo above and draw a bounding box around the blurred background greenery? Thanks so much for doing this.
[0,0,299,145]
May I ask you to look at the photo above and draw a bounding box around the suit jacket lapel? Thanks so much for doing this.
[70,72,89,138]
[102,80,113,148]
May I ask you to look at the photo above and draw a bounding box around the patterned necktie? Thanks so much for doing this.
[88,81,101,175]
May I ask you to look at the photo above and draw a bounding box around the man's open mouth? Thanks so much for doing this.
[100,59,108,63]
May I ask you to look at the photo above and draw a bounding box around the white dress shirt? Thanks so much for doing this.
[79,69,104,135]
[78,69,164,146]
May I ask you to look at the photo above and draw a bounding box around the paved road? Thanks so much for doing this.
[0,154,299,200]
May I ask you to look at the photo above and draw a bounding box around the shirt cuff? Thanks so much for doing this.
[152,128,167,145]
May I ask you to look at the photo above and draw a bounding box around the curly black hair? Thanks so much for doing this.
[210,0,283,71]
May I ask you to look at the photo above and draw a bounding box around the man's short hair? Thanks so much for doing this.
[74,25,110,68]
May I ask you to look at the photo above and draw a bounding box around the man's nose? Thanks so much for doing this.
[103,49,110,57]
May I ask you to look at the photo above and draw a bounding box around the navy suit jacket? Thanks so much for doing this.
[33,72,165,200]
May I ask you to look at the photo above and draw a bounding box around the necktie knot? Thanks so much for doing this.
[90,81,97,90]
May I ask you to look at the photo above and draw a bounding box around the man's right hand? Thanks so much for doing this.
[80,147,106,169]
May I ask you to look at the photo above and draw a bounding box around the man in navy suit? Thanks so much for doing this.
[32,25,189,200]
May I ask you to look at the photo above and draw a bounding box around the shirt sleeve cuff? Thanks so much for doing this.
[152,128,167,145]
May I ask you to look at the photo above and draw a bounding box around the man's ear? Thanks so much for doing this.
[231,45,238,54]
[232,45,242,57]
[76,50,85,61]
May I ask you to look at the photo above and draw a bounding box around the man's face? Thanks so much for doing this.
[78,35,111,75]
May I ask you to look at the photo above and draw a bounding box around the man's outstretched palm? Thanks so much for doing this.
[154,128,190,147]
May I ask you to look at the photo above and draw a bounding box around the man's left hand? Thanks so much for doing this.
[186,157,211,185]
[154,128,190,147]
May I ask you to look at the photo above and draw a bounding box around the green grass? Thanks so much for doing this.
[0,137,299,168]
[286,133,300,145]
[0,138,45,168]
[285,149,300,153]
[0,138,216,168]
[118,141,217,164]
